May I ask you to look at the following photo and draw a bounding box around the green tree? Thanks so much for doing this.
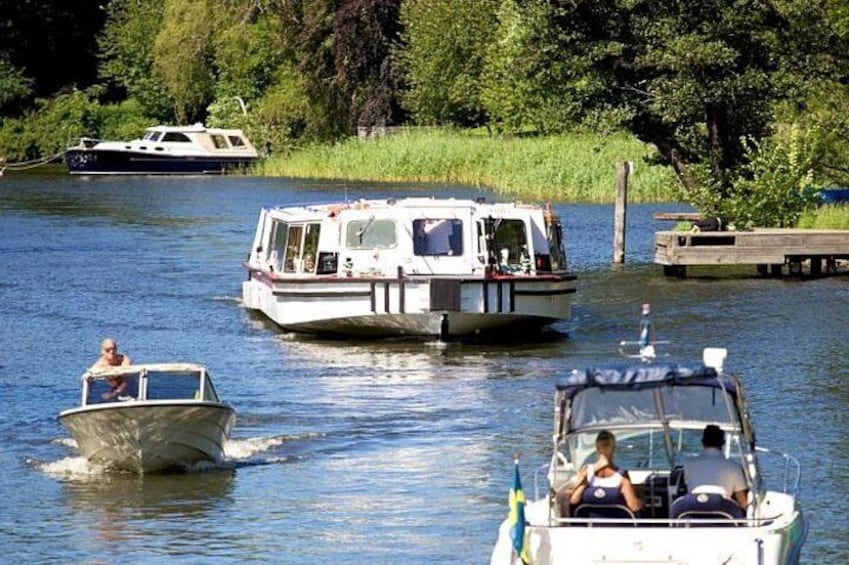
[269,0,403,139]
[720,125,821,228]
[481,0,621,135]
[332,0,404,131]
[152,0,218,124]
[0,0,105,107]
[99,0,171,120]
[553,0,847,206]
[0,55,32,110]
[399,0,498,126]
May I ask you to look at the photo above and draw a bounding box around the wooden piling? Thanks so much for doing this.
[613,161,629,264]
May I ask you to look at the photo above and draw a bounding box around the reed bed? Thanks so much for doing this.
[798,204,849,229]
[255,129,679,203]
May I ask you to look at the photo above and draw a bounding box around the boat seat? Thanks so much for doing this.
[670,492,743,526]
[572,486,636,526]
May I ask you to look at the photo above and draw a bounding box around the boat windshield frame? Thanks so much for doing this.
[80,363,219,405]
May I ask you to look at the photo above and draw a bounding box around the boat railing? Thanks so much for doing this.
[617,340,673,361]
[533,461,551,500]
[68,136,100,150]
[546,515,780,528]
[754,445,802,496]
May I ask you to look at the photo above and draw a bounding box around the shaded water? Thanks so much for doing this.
[0,174,846,563]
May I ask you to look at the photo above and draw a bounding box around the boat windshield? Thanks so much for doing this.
[413,218,463,256]
[561,384,742,469]
[562,426,746,472]
[568,384,739,430]
[146,370,208,401]
[346,218,397,249]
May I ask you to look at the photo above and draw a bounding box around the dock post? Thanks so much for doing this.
[810,257,822,277]
[613,161,630,264]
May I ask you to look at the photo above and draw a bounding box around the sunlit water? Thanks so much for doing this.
[0,174,846,563]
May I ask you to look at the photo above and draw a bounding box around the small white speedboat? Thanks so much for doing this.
[59,363,236,473]
[490,324,807,564]
[65,123,258,175]
[242,197,577,339]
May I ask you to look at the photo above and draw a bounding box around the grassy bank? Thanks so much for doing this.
[798,204,849,229]
[255,129,680,203]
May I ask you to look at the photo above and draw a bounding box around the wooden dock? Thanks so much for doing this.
[654,228,849,277]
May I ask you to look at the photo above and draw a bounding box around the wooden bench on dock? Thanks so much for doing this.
[654,228,849,277]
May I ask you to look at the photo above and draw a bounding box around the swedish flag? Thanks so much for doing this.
[508,459,529,564]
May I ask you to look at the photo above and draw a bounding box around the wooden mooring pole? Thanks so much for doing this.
[613,161,630,264]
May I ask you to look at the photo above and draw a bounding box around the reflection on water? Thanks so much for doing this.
[60,470,235,518]
[58,470,235,549]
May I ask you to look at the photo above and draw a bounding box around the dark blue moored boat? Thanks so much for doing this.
[65,123,258,175]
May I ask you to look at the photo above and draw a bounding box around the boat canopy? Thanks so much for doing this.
[556,363,743,435]
[555,363,736,398]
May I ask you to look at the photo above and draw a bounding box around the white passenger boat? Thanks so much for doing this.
[65,123,258,175]
[59,363,236,473]
[491,333,807,563]
[241,197,577,339]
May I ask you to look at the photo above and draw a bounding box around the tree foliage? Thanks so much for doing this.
[152,0,218,124]
[1,0,848,227]
[98,0,171,121]
[0,55,32,111]
[0,0,104,106]
[399,0,498,126]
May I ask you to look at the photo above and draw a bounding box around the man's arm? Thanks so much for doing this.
[733,488,748,510]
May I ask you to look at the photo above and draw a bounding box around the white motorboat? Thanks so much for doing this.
[242,197,577,339]
[65,123,258,175]
[491,325,807,563]
[59,363,236,473]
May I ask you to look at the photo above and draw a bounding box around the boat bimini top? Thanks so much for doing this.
[551,352,761,495]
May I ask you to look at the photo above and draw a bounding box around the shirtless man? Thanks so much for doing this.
[91,338,131,370]
[90,338,134,401]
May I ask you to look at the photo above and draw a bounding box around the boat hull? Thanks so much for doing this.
[59,402,236,473]
[491,496,808,565]
[65,148,255,175]
[242,272,576,338]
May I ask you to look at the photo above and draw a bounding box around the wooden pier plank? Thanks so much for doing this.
[653,228,849,275]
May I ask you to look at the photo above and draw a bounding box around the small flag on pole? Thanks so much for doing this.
[508,458,529,564]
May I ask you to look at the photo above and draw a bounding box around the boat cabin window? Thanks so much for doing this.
[302,223,320,272]
[346,218,397,249]
[161,132,191,143]
[228,135,246,147]
[146,370,203,400]
[413,219,463,256]
[267,221,289,272]
[211,134,229,149]
[267,220,321,273]
[283,225,303,272]
[143,131,162,142]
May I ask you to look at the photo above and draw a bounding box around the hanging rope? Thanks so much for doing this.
[0,151,64,173]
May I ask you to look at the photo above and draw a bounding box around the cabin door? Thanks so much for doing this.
[281,223,321,274]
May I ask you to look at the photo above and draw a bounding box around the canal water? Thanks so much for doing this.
[0,174,846,563]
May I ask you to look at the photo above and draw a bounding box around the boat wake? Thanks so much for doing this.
[222,432,323,467]
[36,432,321,476]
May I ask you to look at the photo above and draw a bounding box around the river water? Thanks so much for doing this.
[0,174,846,563]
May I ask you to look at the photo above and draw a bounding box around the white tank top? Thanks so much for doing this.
[586,463,624,488]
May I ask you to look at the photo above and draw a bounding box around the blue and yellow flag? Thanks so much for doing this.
[508,459,529,564]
